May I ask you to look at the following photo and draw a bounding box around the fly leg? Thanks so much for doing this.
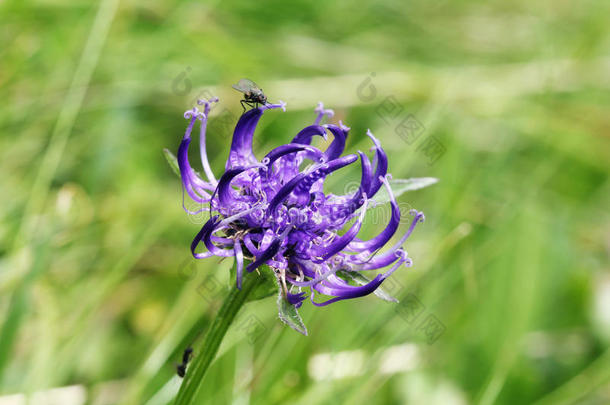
[241,100,257,111]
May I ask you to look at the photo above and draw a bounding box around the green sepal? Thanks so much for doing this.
[163,148,181,177]
[229,263,277,302]
[276,280,308,336]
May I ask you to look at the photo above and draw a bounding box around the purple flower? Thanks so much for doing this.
[177,98,425,311]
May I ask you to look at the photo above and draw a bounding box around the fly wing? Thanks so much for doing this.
[232,78,258,93]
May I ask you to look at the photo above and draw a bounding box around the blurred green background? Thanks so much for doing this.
[1,0,609,404]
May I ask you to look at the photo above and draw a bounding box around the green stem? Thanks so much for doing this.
[173,270,262,404]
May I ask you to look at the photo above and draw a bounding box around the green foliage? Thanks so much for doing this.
[1,0,609,404]
[163,148,181,178]
[277,288,308,337]
[371,177,439,204]
[230,264,278,302]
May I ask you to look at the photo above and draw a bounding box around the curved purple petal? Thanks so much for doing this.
[191,216,224,259]
[292,154,358,206]
[323,124,348,161]
[366,130,388,197]
[226,108,263,169]
[246,238,282,273]
[348,176,400,252]
[178,116,214,203]
[310,199,368,261]
[216,165,259,206]
[291,125,327,145]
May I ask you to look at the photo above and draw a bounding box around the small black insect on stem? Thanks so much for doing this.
[176,347,193,378]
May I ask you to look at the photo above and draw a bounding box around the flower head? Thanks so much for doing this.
[177,98,425,312]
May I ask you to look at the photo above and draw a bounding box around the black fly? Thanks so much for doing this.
[176,347,193,378]
[232,78,268,111]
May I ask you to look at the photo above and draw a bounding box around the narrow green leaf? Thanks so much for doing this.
[277,284,308,336]
[163,148,181,177]
[337,270,398,303]
[372,177,438,204]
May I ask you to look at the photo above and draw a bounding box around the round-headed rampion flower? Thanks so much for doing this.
[177,98,425,309]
